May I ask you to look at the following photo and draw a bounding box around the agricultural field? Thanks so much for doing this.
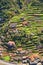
[0,0,43,65]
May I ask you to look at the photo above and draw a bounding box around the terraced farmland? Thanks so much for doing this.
[0,0,43,64]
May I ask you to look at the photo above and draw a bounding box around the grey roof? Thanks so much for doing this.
[9,23,17,28]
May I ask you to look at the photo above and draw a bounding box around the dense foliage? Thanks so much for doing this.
[0,0,43,56]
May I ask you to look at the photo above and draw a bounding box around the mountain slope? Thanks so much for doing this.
[0,0,43,57]
[0,0,43,24]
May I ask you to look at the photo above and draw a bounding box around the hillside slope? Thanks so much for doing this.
[0,0,43,57]
[0,0,43,23]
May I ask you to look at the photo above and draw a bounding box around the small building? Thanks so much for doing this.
[3,41,16,51]
[9,23,17,28]
[20,50,29,55]
[22,56,28,63]
[17,47,23,51]
[29,53,40,62]
[8,41,16,46]
[1,36,5,41]
[22,21,29,26]
[20,17,24,22]
[12,28,18,33]
[9,53,17,57]
[20,50,26,54]
[8,41,16,48]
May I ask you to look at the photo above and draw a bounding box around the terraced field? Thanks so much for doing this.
[0,0,43,64]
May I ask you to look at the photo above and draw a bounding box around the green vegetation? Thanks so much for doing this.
[2,56,10,61]
[0,0,43,57]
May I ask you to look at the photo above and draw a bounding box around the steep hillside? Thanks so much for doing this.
[0,0,43,24]
[0,0,43,57]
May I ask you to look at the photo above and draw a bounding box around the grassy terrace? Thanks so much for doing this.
[0,0,43,63]
[2,13,43,28]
